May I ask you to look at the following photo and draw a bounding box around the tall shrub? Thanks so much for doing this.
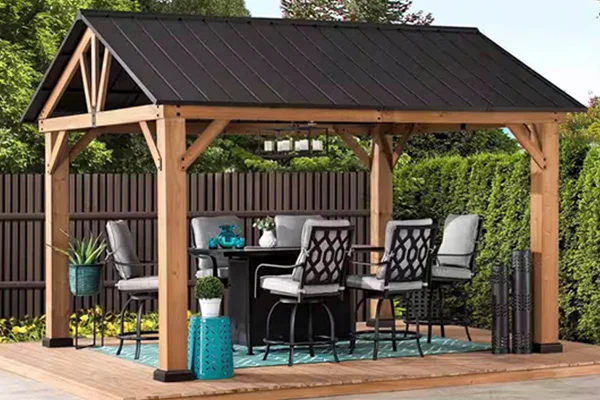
[394,142,600,341]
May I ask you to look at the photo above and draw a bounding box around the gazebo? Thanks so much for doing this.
[22,10,586,382]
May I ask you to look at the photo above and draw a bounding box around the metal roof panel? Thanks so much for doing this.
[22,10,586,123]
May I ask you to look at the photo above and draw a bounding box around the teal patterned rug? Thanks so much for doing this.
[93,336,490,369]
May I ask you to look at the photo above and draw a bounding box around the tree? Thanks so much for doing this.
[560,96,600,142]
[140,0,248,15]
[0,0,250,173]
[405,129,519,161]
[281,0,433,24]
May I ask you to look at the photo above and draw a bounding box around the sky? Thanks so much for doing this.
[245,0,599,106]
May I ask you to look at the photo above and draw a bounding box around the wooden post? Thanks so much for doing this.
[369,125,394,322]
[153,116,194,382]
[531,122,562,353]
[42,132,72,347]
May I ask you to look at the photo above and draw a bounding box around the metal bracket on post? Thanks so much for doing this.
[91,106,97,128]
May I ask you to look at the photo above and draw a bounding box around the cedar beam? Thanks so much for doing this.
[90,35,98,110]
[180,119,230,171]
[507,124,546,169]
[38,105,164,132]
[375,125,394,168]
[140,121,162,170]
[336,129,371,169]
[392,125,415,167]
[97,48,112,112]
[79,57,92,113]
[167,105,567,124]
[47,131,69,174]
[40,29,92,119]
[531,122,562,353]
[42,131,71,347]
[69,131,100,162]
[154,117,193,381]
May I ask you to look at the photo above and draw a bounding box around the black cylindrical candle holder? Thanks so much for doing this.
[512,250,533,354]
[491,264,510,354]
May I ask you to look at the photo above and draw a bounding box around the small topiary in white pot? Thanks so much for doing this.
[195,276,224,318]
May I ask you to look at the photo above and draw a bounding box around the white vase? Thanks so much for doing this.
[199,298,221,318]
[259,230,277,248]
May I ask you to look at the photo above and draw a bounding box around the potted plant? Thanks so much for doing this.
[253,216,276,248]
[51,233,107,296]
[195,276,224,318]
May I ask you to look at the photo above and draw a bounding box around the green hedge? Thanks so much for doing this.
[393,139,598,343]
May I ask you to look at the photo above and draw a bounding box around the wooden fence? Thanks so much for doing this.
[0,172,370,319]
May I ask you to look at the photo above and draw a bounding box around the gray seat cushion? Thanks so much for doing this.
[346,275,423,292]
[261,274,341,297]
[275,215,323,247]
[376,219,434,280]
[431,265,473,280]
[115,276,158,292]
[191,215,242,278]
[437,214,481,268]
[106,220,141,279]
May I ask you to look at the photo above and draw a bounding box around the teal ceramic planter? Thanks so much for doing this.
[69,264,102,296]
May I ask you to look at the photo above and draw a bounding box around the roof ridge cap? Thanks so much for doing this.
[78,9,480,33]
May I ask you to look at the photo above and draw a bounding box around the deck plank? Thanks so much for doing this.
[1,325,600,400]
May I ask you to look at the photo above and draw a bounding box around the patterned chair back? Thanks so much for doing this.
[292,219,354,288]
[379,220,435,285]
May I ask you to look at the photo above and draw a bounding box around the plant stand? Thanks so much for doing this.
[71,265,105,350]
[188,316,233,380]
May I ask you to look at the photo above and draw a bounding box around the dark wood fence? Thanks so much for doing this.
[0,172,370,319]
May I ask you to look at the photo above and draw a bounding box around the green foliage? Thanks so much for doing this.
[52,232,107,265]
[560,96,600,142]
[253,216,275,231]
[405,129,519,161]
[281,0,433,24]
[393,141,600,344]
[195,276,224,299]
[141,0,248,15]
[0,308,199,343]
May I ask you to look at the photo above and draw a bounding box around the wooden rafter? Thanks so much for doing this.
[96,48,112,112]
[140,121,162,170]
[90,35,99,110]
[48,131,69,173]
[69,131,100,162]
[180,119,230,171]
[40,29,93,119]
[507,124,546,169]
[79,57,92,113]
[392,124,416,167]
[335,126,371,169]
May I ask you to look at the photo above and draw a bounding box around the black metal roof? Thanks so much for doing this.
[22,10,586,123]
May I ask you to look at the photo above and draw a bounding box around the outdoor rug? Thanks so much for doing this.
[93,336,491,369]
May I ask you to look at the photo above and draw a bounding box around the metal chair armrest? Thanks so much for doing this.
[254,263,302,298]
[190,253,219,278]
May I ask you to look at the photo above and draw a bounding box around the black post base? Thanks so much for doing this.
[153,369,195,382]
[533,342,563,354]
[42,337,73,348]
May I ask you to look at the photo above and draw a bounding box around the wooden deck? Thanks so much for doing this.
[1,325,600,400]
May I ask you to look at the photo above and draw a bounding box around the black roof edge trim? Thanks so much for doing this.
[79,9,480,33]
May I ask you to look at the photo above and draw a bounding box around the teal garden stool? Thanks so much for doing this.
[188,316,234,380]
